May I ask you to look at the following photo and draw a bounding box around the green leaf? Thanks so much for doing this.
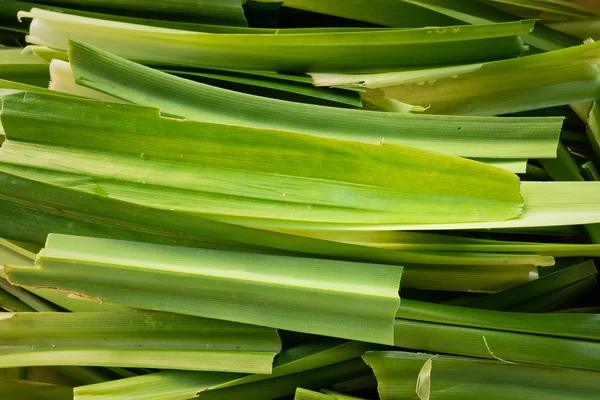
[0,377,72,400]
[582,161,600,181]
[317,40,600,116]
[29,0,248,26]
[400,0,582,51]
[401,264,539,293]
[393,318,600,371]
[364,351,600,400]
[586,101,600,167]
[333,181,600,230]
[538,140,600,243]
[464,259,598,310]
[23,9,533,72]
[487,0,600,18]
[295,388,335,400]
[540,142,585,181]
[0,367,25,379]
[0,47,50,88]
[55,366,119,385]
[263,0,461,27]
[471,159,526,173]
[0,311,281,373]
[548,19,600,40]
[74,340,373,400]
[396,298,600,340]
[7,234,402,344]
[270,229,600,257]
[0,90,525,227]
[294,388,366,400]
[164,70,362,108]
[65,40,562,160]
[0,170,542,267]
[0,278,61,312]
[0,288,36,312]
[512,275,598,312]
[0,240,129,312]
[49,60,125,102]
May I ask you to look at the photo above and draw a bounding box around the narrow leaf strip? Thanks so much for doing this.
[66,40,562,159]
[364,351,600,400]
[393,319,600,371]
[22,9,532,72]
[269,229,600,257]
[396,298,600,340]
[0,311,281,373]
[401,264,539,293]
[7,234,402,345]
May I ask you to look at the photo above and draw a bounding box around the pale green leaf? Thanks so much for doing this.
[22,9,533,72]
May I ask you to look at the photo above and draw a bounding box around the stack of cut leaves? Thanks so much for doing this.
[1,1,600,399]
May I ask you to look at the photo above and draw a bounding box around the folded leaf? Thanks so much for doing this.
[7,234,403,344]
